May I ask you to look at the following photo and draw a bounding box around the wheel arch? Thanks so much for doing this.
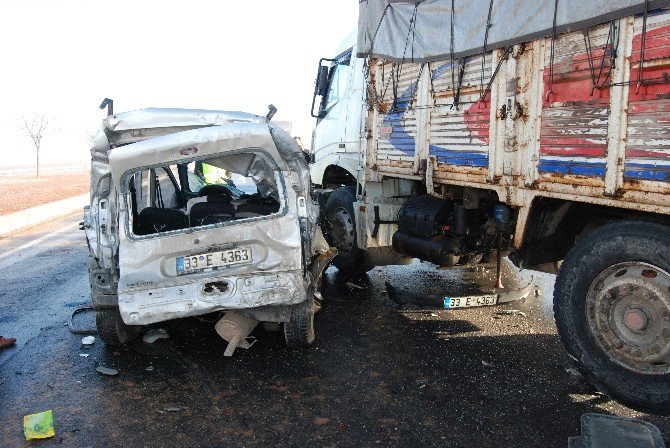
[513,197,670,269]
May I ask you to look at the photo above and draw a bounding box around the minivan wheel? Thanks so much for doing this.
[96,308,141,345]
[324,186,374,275]
[284,298,315,347]
[554,220,670,414]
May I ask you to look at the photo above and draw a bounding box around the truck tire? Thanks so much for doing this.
[284,298,315,347]
[554,220,670,414]
[324,186,373,275]
[96,309,141,346]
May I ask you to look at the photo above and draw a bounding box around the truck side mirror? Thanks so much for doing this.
[315,66,329,97]
[311,58,334,118]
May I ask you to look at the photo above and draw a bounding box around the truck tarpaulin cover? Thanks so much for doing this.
[357,0,670,62]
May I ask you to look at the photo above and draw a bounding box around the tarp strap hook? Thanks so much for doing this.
[479,0,496,104]
[636,0,650,94]
[546,0,559,102]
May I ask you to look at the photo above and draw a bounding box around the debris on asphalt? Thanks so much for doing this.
[314,417,329,425]
[495,310,527,317]
[0,336,16,349]
[79,354,89,358]
[23,410,55,440]
[146,366,154,372]
[81,336,95,345]
[215,312,258,357]
[346,281,364,290]
[569,413,666,448]
[163,406,187,413]
[143,328,170,344]
[566,367,586,384]
[482,360,496,368]
[96,366,119,376]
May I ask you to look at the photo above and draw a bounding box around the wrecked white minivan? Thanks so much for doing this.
[84,107,334,354]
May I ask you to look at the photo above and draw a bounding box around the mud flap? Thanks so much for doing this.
[309,248,338,310]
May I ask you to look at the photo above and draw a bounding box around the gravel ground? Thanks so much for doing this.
[0,171,89,215]
[0,214,668,447]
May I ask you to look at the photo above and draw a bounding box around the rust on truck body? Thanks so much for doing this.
[365,9,670,224]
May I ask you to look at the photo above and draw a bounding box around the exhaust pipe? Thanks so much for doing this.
[215,311,259,357]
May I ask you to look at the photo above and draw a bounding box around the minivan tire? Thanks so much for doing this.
[96,308,141,345]
[284,298,315,347]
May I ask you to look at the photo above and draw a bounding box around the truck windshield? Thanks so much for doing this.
[324,50,352,112]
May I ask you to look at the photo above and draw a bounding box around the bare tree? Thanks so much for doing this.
[20,114,55,178]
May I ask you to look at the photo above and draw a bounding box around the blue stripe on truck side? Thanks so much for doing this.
[429,146,489,167]
[538,160,606,176]
[624,162,670,182]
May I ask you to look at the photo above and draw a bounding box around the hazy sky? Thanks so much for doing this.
[0,1,358,169]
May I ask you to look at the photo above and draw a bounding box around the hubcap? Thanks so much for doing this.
[586,262,670,375]
[328,208,355,254]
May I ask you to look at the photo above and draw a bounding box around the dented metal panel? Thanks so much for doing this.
[371,61,423,171]
[539,22,613,179]
[429,53,492,173]
[625,10,670,183]
[88,109,327,328]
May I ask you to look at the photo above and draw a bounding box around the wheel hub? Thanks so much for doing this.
[586,262,670,375]
[624,308,648,332]
[328,208,355,254]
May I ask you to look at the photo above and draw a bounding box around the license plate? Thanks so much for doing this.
[443,294,499,309]
[176,247,252,275]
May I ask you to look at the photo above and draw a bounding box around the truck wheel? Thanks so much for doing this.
[324,186,373,275]
[554,220,670,414]
[96,309,141,346]
[284,298,315,347]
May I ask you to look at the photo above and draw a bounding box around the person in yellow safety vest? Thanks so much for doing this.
[200,163,230,185]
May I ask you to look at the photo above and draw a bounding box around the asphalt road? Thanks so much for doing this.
[1,213,668,447]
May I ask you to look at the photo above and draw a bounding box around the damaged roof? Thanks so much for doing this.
[104,107,267,133]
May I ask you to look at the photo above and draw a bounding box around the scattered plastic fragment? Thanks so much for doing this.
[146,366,154,372]
[495,310,527,317]
[566,367,586,384]
[481,360,495,368]
[79,354,89,358]
[164,406,186,413]
[346,281,364,290]
[23,410,55,440]
[570,413,666,448]
[143,328,170,344]
[0,336,16,349]
[96,366,119,376]
[81,336,95,345]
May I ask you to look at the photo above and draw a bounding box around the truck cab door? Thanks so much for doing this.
[311,49,354,166]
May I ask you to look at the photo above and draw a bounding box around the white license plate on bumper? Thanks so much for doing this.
[444,294,498,309]
[176,247,252,275]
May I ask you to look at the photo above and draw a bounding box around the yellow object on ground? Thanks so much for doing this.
[23,410,55,440]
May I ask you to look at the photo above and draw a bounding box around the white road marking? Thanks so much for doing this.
[0,222,78,261]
